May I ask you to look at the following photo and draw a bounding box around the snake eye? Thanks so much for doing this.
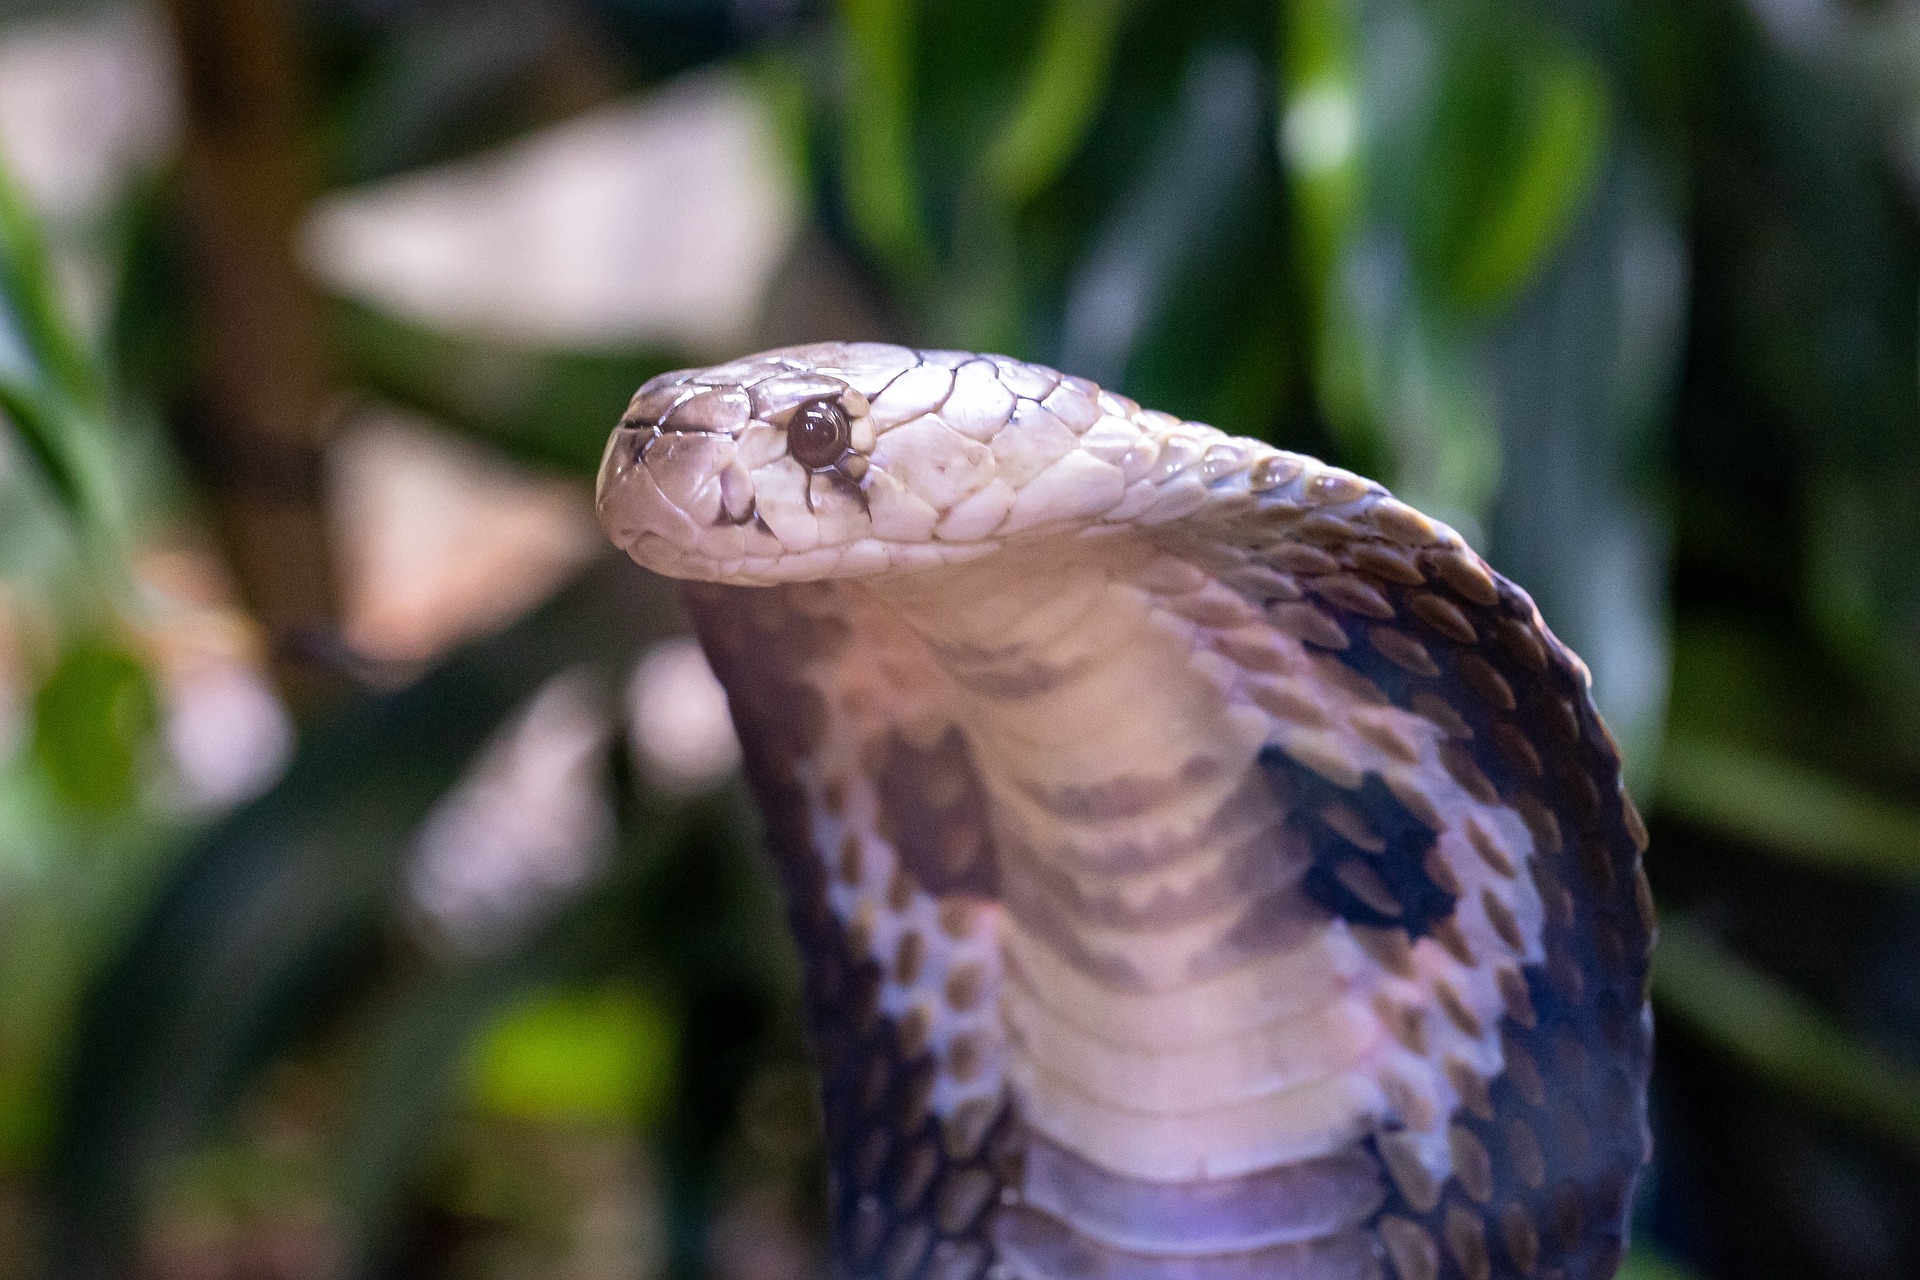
[787,400,852,470]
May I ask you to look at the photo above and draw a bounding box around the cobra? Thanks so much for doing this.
[597,343,1654,1280]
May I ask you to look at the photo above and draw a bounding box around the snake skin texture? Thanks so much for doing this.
[597,343,1655,1280]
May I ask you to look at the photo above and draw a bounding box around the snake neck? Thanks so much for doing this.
[642,345,1657,1280]
[867,541,1385,1189]
[871,538,1266,809]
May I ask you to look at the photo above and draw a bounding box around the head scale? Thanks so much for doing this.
[598,342,1137,585]
[596,344,885,581]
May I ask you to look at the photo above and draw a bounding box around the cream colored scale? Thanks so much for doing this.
[862,542,1353,1185]
[855,535,1547,1201]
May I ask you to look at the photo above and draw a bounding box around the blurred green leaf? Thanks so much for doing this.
[1485,149,1683,791]
[30,641,157,814]
[837,0,930,277]
[1313,241,1500,524]
[0,148,119,542]
[1619,1248,1704,1280]
[1291,1,1629,529]
[0,375,91,519]
[1654,914,1920,1154]
[0,150,104,413]
[329,853,659,1274]
[975,0,1133,206]
[747,48,815,200]
[1659,736,1920,879]
[1384,13,1610,320]
[0,1061,52,1176]
[1059,45,1273,392]
[331,2,615,187]
[1279,0,1360,294]
[1451,48,1609,310]
[44,556,684,1277]
[332,300,676,477]
[468,984,675,1127]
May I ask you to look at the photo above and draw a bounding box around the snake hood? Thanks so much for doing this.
[599,342,1654,1280]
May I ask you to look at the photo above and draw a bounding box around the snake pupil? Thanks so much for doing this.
[788,400,851,470]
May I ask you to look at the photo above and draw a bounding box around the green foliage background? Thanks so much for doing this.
[1,0,1918,1276]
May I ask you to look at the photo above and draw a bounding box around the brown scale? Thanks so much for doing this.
[1258,515,1654,1280]
[682,471,1651,1278]
[687,582,1017,1280]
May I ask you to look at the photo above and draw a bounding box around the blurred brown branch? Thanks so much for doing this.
[161,0,340,710]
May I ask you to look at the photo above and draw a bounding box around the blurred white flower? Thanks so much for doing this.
[0,7,175,334]
[162,662,294,808]
[135,546,296,811]
[628,637,738,794]
[408,671,613,956]
[301,69,797,350]
[0,7,174,222]
[329,409,600,666]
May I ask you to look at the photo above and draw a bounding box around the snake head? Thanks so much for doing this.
[598,345,880,581]
[598,342,1145,584]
